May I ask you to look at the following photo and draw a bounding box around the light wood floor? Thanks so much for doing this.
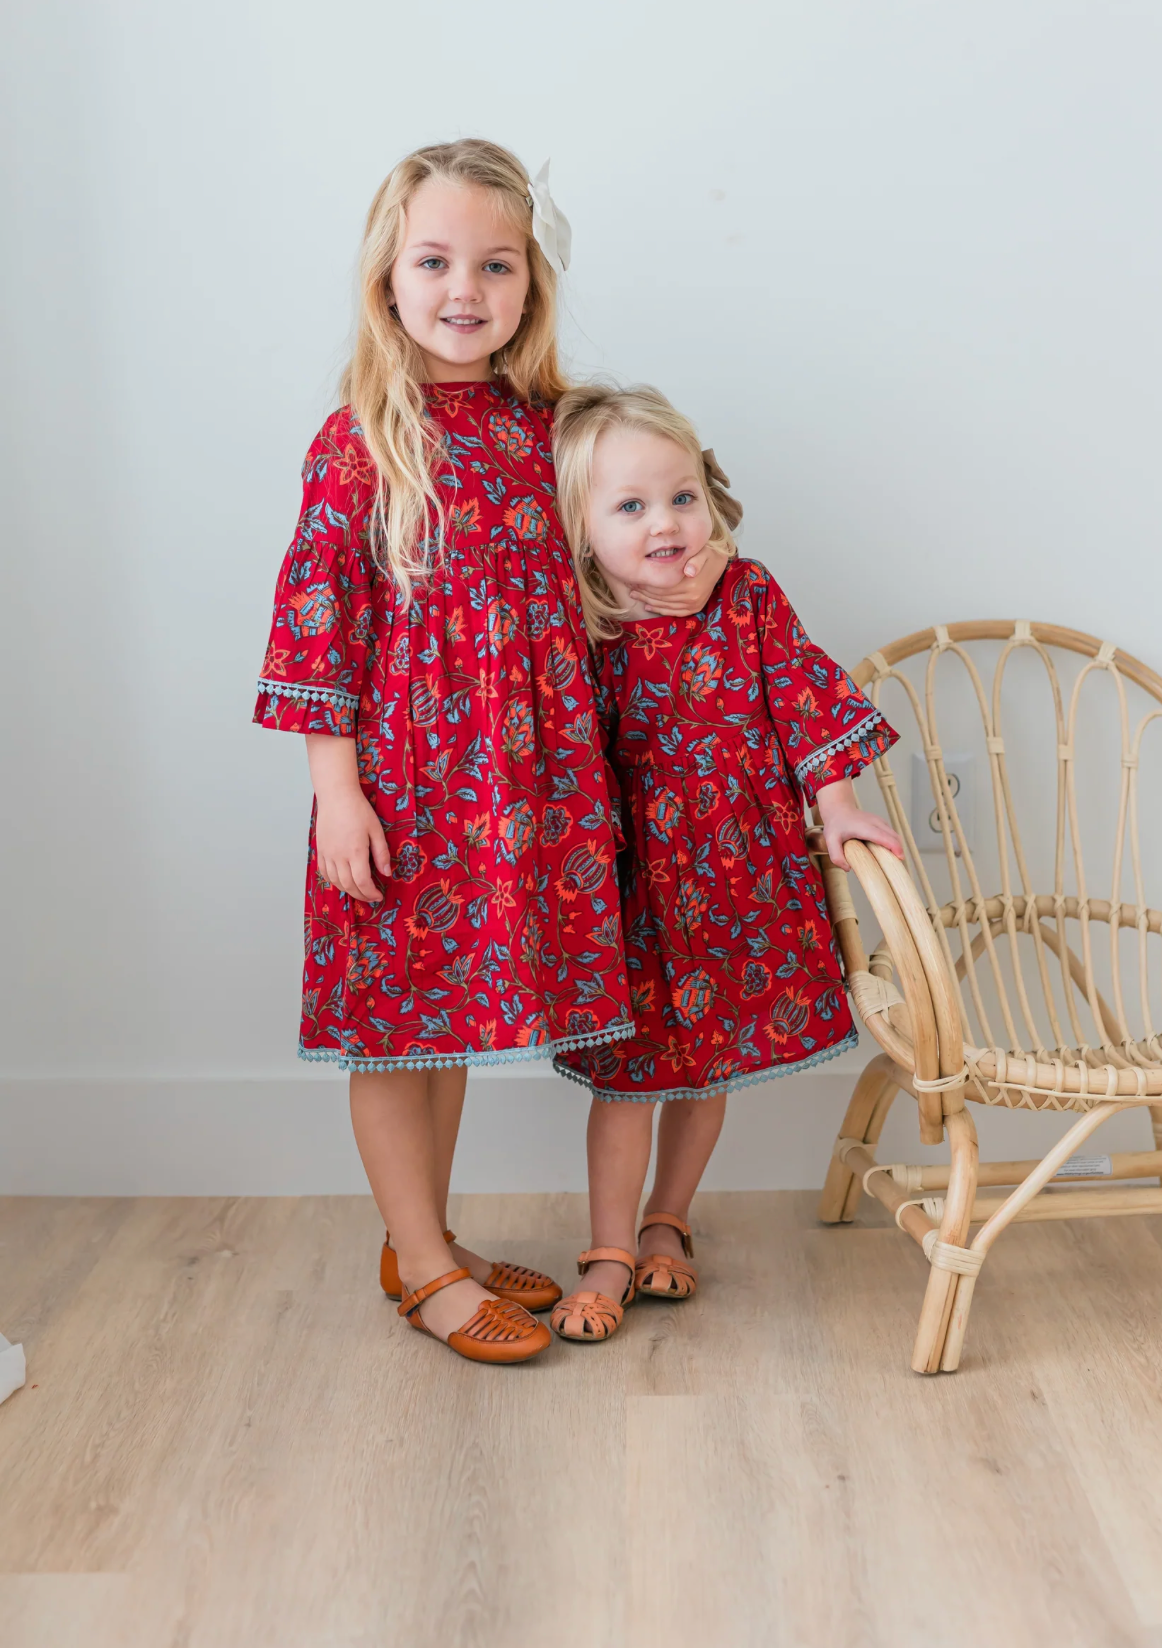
[3,1191,1162,1648]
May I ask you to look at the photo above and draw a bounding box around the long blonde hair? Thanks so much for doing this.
[553,383,743,641]
[341,139,568,598]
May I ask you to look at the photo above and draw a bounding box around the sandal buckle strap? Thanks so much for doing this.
[637,1211,694,1258]
[397,1266,472,1318]
[577,1246,637,1275]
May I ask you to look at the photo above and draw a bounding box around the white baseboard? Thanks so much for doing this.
[1,1057,1155,1196]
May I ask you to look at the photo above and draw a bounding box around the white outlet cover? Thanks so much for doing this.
[911,751,975,853]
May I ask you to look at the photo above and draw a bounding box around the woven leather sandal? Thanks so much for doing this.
[398,1267,551,1364]
[635,1213,698,1300]
[380,1229,561,1312]
[551,1247,637,1343]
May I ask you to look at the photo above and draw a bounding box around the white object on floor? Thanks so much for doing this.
[0,1333,26,1403]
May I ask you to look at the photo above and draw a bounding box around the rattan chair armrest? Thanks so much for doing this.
[863,843,966,1085]
[839,845,933,1065]
[813,833,955,1142]
[810,832,916,1067]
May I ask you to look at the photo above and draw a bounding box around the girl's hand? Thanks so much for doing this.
[815,777,904,872]
[628,546,720,617]
[316,789,392,901]
[305,734,392,901]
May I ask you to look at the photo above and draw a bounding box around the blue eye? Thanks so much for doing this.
[619,500,644,514]
[484,260,510,274]
[419,257,445,270]
[674,492,695,506]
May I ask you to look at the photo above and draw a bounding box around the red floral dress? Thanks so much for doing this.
[254,384,632,1072]
[555,558,897,1100]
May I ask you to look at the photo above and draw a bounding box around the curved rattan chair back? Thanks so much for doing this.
[855,622,1162,1111]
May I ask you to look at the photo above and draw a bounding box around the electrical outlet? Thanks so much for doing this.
[911,751,975,854]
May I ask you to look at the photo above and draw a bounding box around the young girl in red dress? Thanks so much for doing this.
[548,384,903,1342]
[255,145,717,1362]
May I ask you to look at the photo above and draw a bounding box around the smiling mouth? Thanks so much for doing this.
[646,545,685,560]
[441,315,486,329]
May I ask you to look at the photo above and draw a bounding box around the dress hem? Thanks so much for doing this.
[298,1016,636,1074]
[551,1027,859,1102]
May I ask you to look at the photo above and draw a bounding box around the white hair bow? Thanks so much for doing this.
[528,160,571,277]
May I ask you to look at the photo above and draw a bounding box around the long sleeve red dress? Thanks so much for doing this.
[555,556,897,1100]
[254,384,632,1072]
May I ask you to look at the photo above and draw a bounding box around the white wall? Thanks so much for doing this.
[3,1,1161,1192]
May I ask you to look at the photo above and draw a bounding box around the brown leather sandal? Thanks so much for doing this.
[635,1213,698,1300]
[381,1229,562,1313]
[551,1247,637,1343]
[398,1267,551,1364]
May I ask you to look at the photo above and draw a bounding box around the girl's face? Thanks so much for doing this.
[389,179,531,382]
[587,428,714,598]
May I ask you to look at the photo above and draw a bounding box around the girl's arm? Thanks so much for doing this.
[257,415,388,901]
[816,776,903,871]
[306,735,392,902]
[745,562,902,864]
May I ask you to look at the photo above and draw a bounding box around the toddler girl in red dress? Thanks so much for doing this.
[549,384,903,1342]
[255,149,719,1363]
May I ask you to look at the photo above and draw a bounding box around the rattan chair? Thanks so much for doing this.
[815,620,1162,1373]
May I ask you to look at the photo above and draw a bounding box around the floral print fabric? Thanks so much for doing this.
[254,385,632,1071]
[555,557,897,1100]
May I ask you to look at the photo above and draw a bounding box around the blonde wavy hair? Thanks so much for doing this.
[341,139,568,598]
[553,383,743,641]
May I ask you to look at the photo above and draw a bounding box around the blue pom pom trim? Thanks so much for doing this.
[552,1027,859,1103]
[298,1017,635,1074]
[257,677,359,710]
[793,710,886,786]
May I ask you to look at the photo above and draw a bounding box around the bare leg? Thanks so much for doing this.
[582,1097,656,1302]
[425,1066,502,1284]
[350,1068,493,1340]
[639,1092,727,1263]
[429,1066,467,1224]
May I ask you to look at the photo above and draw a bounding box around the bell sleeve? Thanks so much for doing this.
[253,414,375,737]
[745,561,897,808]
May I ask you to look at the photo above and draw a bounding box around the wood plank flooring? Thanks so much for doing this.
[2,1190,1162,1648]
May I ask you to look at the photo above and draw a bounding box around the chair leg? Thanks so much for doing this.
[940,1103,1118,1371]
[940,1274,978,1373]
[818,1053,899,1224]
[910,1108,978,1374]
[1150,1102,1162,1157]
